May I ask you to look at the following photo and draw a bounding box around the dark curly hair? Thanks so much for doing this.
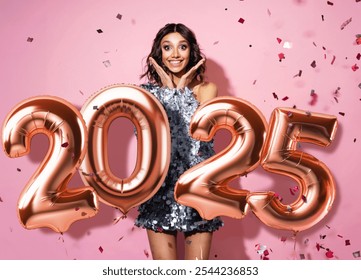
[140,23,206,85]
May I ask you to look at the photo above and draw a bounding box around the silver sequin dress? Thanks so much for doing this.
[134,84,223,233]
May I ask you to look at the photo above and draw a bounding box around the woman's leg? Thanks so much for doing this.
[146,229,178,260]
[184,231,213,260]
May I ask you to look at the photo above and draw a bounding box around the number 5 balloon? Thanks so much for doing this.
[2,96,99,233]
[247,108,338,232]
[79,84,170,214]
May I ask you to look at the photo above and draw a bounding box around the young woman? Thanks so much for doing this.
[135,23,223,260]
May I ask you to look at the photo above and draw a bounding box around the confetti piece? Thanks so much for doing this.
[345,240,351,246]
[357,36,361,45]
[61,142,69,148]
[293,70,302,77]
[103,60,111,67]
[325,250,334,258]
[27,37,34,42]
[327,1,334,5]
[214,254,218,258]
[99,246,104,253]
[277,37,282,44]
[278,53,285,61]
[353,251,360,258]
[316,243,321,251]
[359,83,361,89]
[118,236,124,241]
[272,92,279,100]
[79,90,84,95]
[340,17,352,30]
[354,138,357,142]
[320,234,326,239]
[113,214,127,224]
[356,53,360,60]
[309,90,318,106]
[321,15,324,21]
[0,197,3,202]
[339,112,345,116]
[282,96,289,101]
[93,105,98,110]
[144,249,149,258]
[311,60,317,68]
[253,79,257,85]
[301,195,307,203]
[238,18,245,24]
[116,14,122,20]
[17,168,21,172]
[300,254,305,260]
[289,185,299,195]
[267,9,271,16]
[352,64,359,71]
[283,41,293,49]
[331,55,336,65]
[97,29,103,33]
[213,41,219,45]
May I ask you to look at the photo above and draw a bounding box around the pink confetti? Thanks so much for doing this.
[325,250,334,258]
[103,60,111,67]
[352,64,359,71]
[311,60,317,68]
[337,234,343,238]
[278,53,285,61]
[99,246,104,253]
[293,70,302,77]
[61,142,69,148]
[238,18,245,24]
[277,37,282,44]
[340,17,352,30]
[144,249,150,258]
[79,90,84,95]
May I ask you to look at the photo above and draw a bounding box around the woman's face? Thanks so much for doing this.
[160,32,190,75]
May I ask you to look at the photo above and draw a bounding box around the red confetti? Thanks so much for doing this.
[99,246,104,253]
[282,96,289,101]
[144,249,150,258]
[27,37,34,42]
[316,243,321,251]
[356,36,361,45]
[331,55,336,65]
[61,142,69,148]
[272,92,279,100]
[289,186,299,195]
[325,250,334,258]
[339,112,345,116]
[340,17,352,30]
[278,53,285,61]
[116,14,122,20]
[354,138,357,143]
[327,1,334,5]
[301,195,307,203]
[345,240,351,246]
[352,64,359,71]
[17,168,21,172]
[337,234,343,238]
[356,53,361,60]
[0,197,3,202]
[277,37,282,44]
[97,29,103,33]
[238,18,245,24]
[311,60,317,68]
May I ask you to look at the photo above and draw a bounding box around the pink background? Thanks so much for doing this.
[1,0,360,260]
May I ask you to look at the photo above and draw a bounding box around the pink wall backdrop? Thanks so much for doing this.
[1,0,360,260]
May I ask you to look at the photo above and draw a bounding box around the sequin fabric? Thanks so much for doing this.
[134,83,223,233]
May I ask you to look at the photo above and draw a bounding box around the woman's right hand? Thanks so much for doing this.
[149,57,174,88]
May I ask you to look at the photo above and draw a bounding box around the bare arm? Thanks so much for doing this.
[194,82,218,104]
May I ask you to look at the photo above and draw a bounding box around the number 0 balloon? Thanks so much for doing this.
[79,85,171,214]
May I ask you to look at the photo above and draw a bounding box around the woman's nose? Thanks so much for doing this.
[172,48,180,57]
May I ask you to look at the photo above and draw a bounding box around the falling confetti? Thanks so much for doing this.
[340,17,352,30]
[27,37,34,42]
[339,112,345,116]
[61,142,69,148]
[213,41,219,45]
[354,138,357,142]
[299,254,305,260]
[356,35,361,45]
[99,246,104,253]
[278,53,285,61]
[356,53,360,60]
[353,251,360,258]
[281,236,287,242]
[320,234,326,239]
[345,240,351,246]
[267,9,271,16]
[93,105,98,110]
[311,60,317,68]
[309,90,318,105]
[293,70,302,77]
[113,214,127,224]
[327,1,334,5]
[325,250,334,258]
[331,55,336,65]
[352,64,359,71]
[301,195,307,203]
[17,168,21,172]
[79,90,84,95]
[238,18,245,24]
[283,41,293,49]
[116,14,122,20]
[103,60,111,67]
[97,29,103,33]
[282,96,289,101]
[277,37,282,44]
[0,197,3,202]
[272,92,279,100]
[289,186,299,195]
[359,83,361,89]
[321,15,325,21]
[118,236,124,241]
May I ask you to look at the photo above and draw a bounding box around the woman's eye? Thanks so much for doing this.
[163,45,170,51]
[180,44,188,50]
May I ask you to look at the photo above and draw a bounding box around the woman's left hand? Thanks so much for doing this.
[176,58,205,89]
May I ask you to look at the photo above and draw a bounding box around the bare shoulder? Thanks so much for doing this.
[193,81,218,104]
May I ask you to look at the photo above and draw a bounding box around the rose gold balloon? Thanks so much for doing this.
[2,96,99,233]
[80,84,170,213]
[247,108,338,232]
[175,96,268,220]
